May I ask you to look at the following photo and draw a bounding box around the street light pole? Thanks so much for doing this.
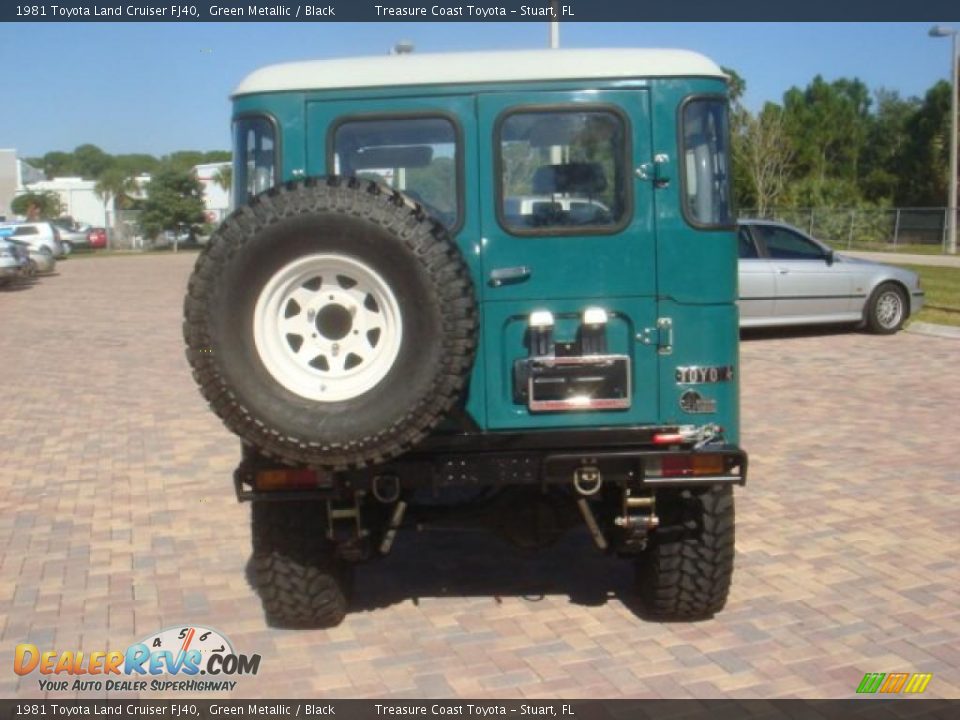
[548,1,559,48]
[930,25,958,254]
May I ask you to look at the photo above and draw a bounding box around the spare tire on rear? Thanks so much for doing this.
[183,177,477,469]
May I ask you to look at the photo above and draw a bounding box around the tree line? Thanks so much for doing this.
[16,145,231,239]
[16,69,958,235]
[727,69,956,215]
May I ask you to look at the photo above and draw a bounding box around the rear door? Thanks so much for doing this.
[477,90,659,430]
[753,224,854,318]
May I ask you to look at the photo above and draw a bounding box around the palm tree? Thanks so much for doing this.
[213,166,232,193]
[95,169,135,249]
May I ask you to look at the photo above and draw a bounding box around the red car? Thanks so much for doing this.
[87,228,107,249]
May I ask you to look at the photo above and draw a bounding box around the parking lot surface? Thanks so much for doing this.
[1,254,958,699]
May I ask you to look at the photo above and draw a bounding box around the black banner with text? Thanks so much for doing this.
[3,0,960,23]
[0,699,957,720]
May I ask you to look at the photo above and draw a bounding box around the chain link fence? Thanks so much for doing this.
[102,206,956,254]
[739,207,959,254]
[104,209,145,249]
[104,209,225,251]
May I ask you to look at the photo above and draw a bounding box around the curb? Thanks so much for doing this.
[905,321,960,340]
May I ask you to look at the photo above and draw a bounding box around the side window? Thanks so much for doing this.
[233,116,276,206]
[756,226,824,260]
[12,226,37,236]
[738,227,759,259]
[681,98,733,228]
[332,116,459,230]
[498,109,628,233]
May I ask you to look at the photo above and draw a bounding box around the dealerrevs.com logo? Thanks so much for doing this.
[14,626,261,692]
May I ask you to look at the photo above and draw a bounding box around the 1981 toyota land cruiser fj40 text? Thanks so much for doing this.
[184,48,747,627]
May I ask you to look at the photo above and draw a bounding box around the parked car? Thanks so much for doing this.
[738,219,924,334]
[503,195,614,229]
[1,222,67,259]
[5,237,55,274]
[156,225,200,248]
[87,227,108,249]
[53,220,91,252]
[0,238,25,286]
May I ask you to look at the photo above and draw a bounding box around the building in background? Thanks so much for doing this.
[25,177,107,227]
[193,161,232,222]
[0,149,45,220]
[2,148,229,235]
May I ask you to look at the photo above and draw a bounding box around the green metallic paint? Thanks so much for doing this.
[230,74,739,440]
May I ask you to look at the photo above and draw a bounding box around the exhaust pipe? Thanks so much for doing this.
[379,500,407,555]
[576,498,608,551]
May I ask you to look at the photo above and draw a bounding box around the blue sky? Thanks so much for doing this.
[0,22,954,158]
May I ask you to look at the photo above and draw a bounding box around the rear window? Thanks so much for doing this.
[681,97,733,228]
[497,108,628,234]
[233,115,277,206]
[331,116,460,230]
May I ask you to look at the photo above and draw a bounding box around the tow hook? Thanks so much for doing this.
[372,474,401,504]
[573,464,602,495]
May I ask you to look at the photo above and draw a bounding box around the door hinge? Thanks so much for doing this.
[638,317,673,355]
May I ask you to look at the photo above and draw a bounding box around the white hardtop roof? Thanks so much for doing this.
[233,48,725,97]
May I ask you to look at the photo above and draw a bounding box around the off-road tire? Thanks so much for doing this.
[183,177,477,469]
[635,486,735,620]
[251,501,351,628]
[865,282,907,335]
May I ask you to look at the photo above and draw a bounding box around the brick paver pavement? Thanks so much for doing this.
[0,254,957,700]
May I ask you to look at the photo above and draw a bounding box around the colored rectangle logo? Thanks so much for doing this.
[857,672,932,694]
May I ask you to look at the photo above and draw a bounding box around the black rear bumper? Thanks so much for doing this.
[235,425,747,502]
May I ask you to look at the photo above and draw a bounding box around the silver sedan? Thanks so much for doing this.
[738,220,924,334]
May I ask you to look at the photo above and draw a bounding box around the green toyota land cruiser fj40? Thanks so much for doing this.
[184,48,746,627]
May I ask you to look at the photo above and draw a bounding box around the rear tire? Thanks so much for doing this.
[865,282,907,334]
[251,502,351,628]
[635,486,735,620]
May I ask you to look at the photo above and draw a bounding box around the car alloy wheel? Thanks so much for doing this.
[874,288,904,330]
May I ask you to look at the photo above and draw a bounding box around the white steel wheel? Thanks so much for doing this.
[874,289,904,330]
[253,253,403,402]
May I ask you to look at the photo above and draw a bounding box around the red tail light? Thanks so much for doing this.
[646,454,726,478]
[255,468,320,490]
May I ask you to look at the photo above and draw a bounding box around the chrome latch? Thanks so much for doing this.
[657,317,673,355]
[635,154,670,188]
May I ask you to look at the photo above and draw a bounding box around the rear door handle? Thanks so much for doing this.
[489,266,531,287]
